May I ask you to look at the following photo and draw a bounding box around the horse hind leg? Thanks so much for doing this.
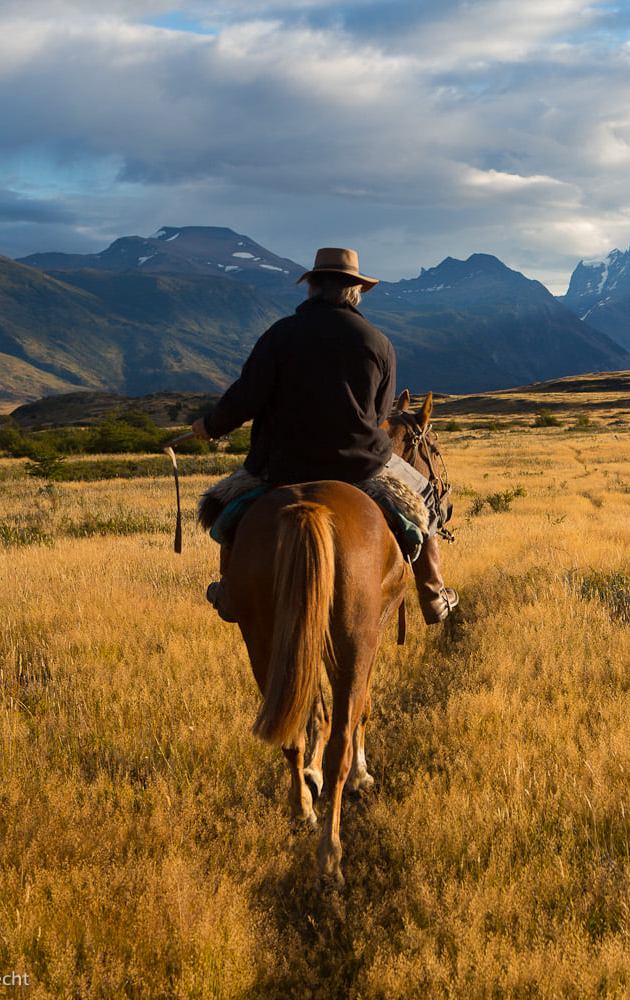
[347,690,375,794]
[317,714,353,887]
[317,683,370,885]
[304,685,331,804]
[282,734,317,829]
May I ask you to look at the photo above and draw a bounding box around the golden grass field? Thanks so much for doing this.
[1,413,630,997]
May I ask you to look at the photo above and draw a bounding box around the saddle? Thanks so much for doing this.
[198,467,429,562]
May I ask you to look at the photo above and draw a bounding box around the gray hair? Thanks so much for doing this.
[307,274,362,307]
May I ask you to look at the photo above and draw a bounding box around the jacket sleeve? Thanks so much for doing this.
[202,325,278,437]
[375,340,397,425]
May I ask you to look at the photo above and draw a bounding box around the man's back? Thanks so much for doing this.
[254,297,395,483]
[203,295,396,484]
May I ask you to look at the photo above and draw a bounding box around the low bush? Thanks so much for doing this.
[49,454,241,482]
[225,426,251,454]
[468,485,526,516]
[534,410,562,427]
[25,451,67,481]
[566,414,592,431]
[0,413,225,459]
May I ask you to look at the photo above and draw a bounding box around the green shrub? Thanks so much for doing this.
[468,486,526,516]
[444,420,462,432]
[87,417,161,454]
[0,420,31,457]
[47,454,241,482]
[25,451,67,482]
[0,414,223,459]
[534,411,561,428]
[225,426,251,454]
[572,414,591,429]
[486,490,517,512]
[468,495,486,517]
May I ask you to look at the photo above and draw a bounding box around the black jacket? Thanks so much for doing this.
[203,296,396,483]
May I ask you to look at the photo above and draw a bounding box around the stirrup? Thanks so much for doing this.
[206,581,238,623]
[421,587,459,625]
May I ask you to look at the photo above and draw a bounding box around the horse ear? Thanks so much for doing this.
[396,389,411,412]
[417,392,433,427]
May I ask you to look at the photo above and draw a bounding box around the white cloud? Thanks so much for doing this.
[0,0,629,293]
[464,167,566,191]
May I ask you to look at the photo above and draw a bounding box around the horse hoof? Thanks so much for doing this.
[304,768,324,803]
[318,869,345,894]
[348,771,375,795]
[291,810,317,833]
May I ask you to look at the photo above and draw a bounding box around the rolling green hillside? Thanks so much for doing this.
[0,257,285,406]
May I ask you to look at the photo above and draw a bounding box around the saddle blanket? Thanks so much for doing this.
[198,466,430,560]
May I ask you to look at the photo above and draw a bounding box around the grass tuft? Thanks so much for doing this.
[571,570,630,624]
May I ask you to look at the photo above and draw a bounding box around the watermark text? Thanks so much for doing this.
[1,972,30,987]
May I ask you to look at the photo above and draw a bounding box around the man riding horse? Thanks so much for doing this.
[192,247,458,625]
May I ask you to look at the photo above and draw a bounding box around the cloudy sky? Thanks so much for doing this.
[1,0,630,292]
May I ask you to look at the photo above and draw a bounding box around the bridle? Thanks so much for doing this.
[395,411,455,542]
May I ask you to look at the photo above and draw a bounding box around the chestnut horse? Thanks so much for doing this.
[224,390,439,884]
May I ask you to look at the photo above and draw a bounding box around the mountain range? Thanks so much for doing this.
[560,248,630,351]
[1,226,629,407]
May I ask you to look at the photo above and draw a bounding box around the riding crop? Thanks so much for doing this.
[163,431,195,554]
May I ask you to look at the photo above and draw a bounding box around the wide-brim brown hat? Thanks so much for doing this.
[297,247,379,291]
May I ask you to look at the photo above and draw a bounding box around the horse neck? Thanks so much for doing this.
[387,421,433,481]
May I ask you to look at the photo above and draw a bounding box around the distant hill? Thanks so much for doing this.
[0,255,286,407]
[5,230,630,405]
[561,248,630,351]
[19,225,305,296]
[12,370,630,432]
[10,390,219,429]
[425,370,630,422]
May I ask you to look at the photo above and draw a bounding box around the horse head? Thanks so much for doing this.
[383,389,440,482]
[383,387,453,537]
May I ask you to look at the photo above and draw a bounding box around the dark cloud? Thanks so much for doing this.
[0,1,628,292]
[0,190,75,225]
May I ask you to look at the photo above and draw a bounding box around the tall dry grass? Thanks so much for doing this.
[1,426,629,998]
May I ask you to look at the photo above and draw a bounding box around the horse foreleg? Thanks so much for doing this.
[282,734,317,829]
[347,690,375,793]
[304,686,331,803]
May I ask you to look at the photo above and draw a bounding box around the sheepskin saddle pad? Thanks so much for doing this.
[198,466,429,559]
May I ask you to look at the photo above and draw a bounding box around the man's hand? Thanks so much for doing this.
[191,417,212,440]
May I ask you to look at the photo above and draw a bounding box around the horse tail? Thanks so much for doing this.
[253,501,335,748]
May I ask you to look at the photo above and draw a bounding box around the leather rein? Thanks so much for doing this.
[397,412,455,543]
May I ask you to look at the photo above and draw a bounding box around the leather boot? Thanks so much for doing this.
[412,535,459,624]
[206,544,238,623]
